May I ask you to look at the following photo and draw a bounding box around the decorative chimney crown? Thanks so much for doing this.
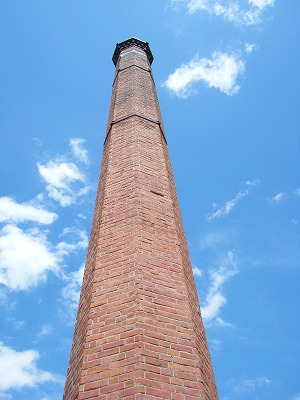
[112,37,154,66]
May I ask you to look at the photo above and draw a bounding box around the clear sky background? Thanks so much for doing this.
[0,1,299,399]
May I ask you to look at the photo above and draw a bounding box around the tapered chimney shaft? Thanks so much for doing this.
[63,38,218,400]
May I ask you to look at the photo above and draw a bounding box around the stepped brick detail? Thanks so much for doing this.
[63,38,218,400]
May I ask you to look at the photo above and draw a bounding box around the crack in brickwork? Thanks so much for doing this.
[63,39,218,400]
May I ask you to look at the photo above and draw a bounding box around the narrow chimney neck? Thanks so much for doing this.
[112,37,154,66]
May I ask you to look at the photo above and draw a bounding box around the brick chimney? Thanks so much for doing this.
[63,37,219,400]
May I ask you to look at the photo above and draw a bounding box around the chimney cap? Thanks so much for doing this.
[112,37,154,66]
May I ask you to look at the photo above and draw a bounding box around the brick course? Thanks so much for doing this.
[63,38,218,400]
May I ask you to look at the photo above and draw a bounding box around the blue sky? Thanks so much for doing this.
[0,1,299,399]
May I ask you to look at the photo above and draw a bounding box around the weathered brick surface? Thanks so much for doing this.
[63,39,218,400]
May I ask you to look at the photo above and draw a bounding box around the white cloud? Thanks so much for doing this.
[0,197,57,225]
[207,190,248,220]
[0,223,88,291]
[243,179,260,186]
[0,342,56,392]
[202,292,227,320]
[187,0,209,12]
[61,264,84,323]
[249,0,274,10]
[213,2,262,25]
[244,42,257,54]
[0,288,16,310]
[206,180,259,220]
[37,160,89,207]
[214,316,234,327]
[0,225,59,291]
[186,0,275,25]
[268,188,300,204]
[256,376,273,385]
[57,227,88,257]
[69,137,89,164]
[37,324,53,337]
[294,188,300,197]
[271,192,285,204]
[229,375,273,392]
[201,251,238,323]
[208,338,221,353]
[170,0,187,10]
[164,51,244,97]
[192,266,203,278]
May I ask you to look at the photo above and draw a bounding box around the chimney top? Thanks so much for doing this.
[112,37,154,66]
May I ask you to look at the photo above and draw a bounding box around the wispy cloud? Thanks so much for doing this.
[201,250,238,324]
[0,342,58,393]
[270,192,285,204]
[0,197,57,225]
[0,288,16,311]
[244,42,257,54]
[207,190,248,220]
[37,160,89,207]
[243,179,260,186]
[208,338,222,353]
[163,50,245,97]
[60,264,84,323]
[37,324,53,337]
[69,138,89,165]
[268,188,300,205]
[248,0,274,10]
[57,227,88,257]
[192,266,203,278]
[228,375,273,392]
[185,0,275,26]
[207,180,259,220]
